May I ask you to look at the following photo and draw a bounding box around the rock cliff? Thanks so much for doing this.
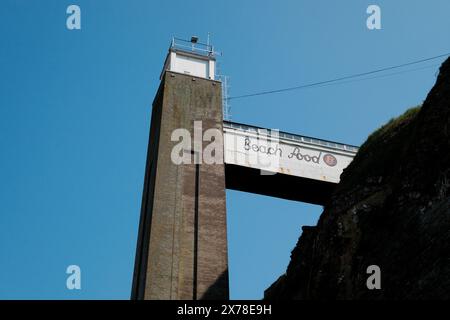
[264,57,450,300]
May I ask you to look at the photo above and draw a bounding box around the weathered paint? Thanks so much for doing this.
[223,124,358,184]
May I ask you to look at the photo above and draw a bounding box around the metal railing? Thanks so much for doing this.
[223,121,359,153]
[170,37,216,57]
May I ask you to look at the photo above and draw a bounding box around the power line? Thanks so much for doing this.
[227,52,450,101]
[311,63,440,88]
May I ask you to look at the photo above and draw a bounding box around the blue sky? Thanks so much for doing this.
[0,0,449,299]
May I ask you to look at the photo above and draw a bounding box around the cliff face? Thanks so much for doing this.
[265,57,450,300]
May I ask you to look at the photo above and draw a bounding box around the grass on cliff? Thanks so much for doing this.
[339,105,422,190]
[358,105,422,155]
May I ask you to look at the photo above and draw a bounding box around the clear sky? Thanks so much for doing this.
[0,0,449,299]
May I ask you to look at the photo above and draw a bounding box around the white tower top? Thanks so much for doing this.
[161,37,217,80]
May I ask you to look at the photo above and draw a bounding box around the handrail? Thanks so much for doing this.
[223,121,359,153]
[170,37,215,57]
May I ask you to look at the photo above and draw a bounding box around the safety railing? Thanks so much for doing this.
[170,37,215,57]
[223,121,359,153]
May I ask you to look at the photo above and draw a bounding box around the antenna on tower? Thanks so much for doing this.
[211,33,230,120]
[222,75,232,120]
